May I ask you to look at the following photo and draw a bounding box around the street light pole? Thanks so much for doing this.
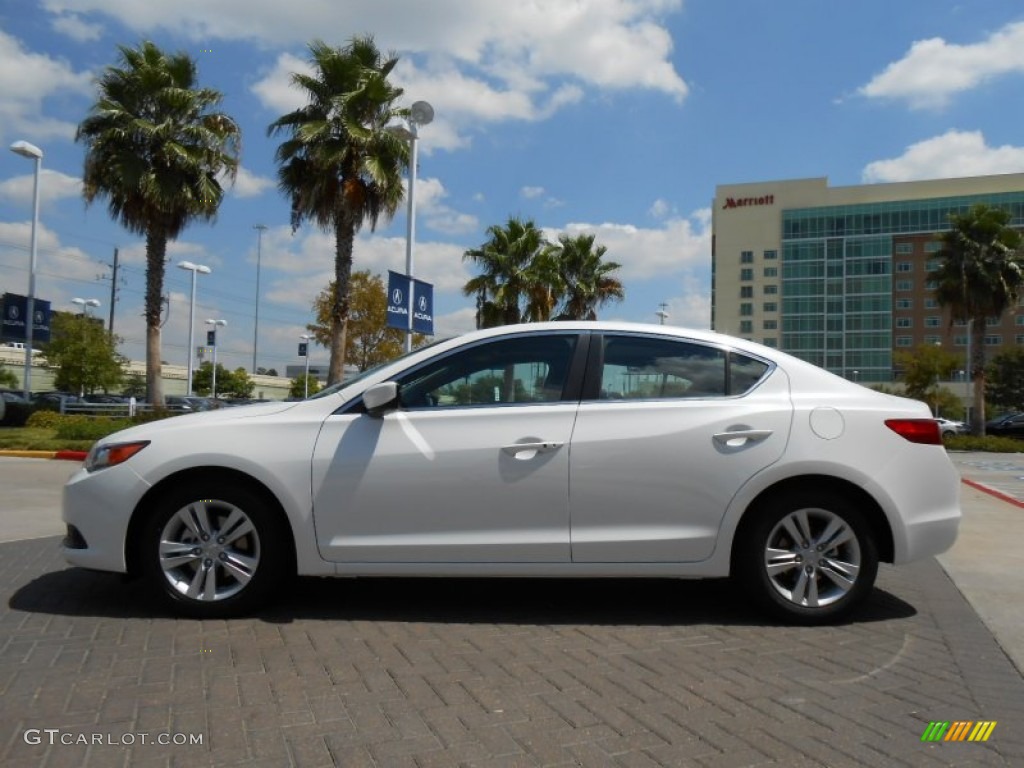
[177,261,211,396]
[387,101,433,353]
[10,140,42,401]
[252,224,267,373]
[206,319,227,399]
[300,333,313,398]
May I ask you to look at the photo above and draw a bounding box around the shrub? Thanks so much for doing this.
[26,410,63,428]
[55,417,134,441]
[944,434,1024,453]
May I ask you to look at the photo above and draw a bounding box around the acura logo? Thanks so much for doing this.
[392,288,403,304]
[418,295,427,312]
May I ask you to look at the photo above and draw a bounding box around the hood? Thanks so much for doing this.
[96,400,300,444]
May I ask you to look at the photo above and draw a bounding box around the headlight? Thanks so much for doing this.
[85,440,150,472]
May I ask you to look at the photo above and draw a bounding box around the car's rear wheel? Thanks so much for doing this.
[141,482,289,618]
[735,491,879,623]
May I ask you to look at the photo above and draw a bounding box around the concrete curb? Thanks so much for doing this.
[0,450,85,461]
[962,477,1024,509]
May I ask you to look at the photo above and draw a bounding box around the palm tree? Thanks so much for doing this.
[268,37,408,385]
[933,204,1024,434]
[546,233,624,320]
[76,41,240,405]
[463,217,548,327]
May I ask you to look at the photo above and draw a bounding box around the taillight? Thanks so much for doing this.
[885,419,942,445]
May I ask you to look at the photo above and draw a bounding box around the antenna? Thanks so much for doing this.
[410,101,434,126]
[656,302,669,325]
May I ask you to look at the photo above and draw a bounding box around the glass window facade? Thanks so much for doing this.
[780,191,1024,382]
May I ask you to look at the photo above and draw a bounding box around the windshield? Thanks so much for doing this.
[306,338,451,400]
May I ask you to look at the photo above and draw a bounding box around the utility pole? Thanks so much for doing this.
[252,224,267,374]
[96,247,122,338]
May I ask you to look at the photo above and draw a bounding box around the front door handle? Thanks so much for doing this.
[713,429,773,448]
[501,441,563,460]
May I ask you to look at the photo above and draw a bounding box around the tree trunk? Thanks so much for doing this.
[971,318,986,435]
[328,213,356,385]
[145,229,167,405]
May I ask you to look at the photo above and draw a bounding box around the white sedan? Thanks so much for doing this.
[62,322,961,623]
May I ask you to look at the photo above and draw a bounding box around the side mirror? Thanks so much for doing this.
[362,381,399,417]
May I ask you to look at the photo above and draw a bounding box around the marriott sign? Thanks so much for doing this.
[722,194,775,209]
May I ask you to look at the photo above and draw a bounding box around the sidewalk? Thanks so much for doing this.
[941,452,1024,674]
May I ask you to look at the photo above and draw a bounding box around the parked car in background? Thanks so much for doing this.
[0,389,28,404]
[986,412,1024,439]
[935,418,967,437]
[62,322,962,624]
[31,392,79,411]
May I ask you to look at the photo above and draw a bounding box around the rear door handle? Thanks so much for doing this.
[713,429,773,448]
[502,441,563,460]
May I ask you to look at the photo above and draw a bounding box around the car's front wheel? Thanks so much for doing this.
[735,491,879,623]
[141,482,289,618]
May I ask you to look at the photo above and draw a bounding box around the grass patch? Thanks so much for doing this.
[0,426,95,452]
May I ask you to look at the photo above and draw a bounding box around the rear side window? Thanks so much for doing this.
[596,335,770,400]
[730,352,770,395]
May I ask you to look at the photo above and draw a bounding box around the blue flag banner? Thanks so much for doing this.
[386,271,411,331]
[1,293,51,344]
[412,279,434,335]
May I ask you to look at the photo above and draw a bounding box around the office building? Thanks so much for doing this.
[712,175,1024,382]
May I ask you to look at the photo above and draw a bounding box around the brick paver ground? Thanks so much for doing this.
[2,536,1023,767]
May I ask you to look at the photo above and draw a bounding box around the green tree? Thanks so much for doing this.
[0,363,17,389]
[122,372,146,398]
[546,232,624,320]
[463,216,549,327]
[269,37,408,385]
[76,41,240,406]
[986,348,1024,411]
[43,313,127,395]
[256,367,279,377]
[307,271,424,370]
[933,204,1024,433]
[289,373,322,398]
[894,344,960,413]
[194,363,254,398]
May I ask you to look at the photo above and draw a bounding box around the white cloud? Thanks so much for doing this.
[0,169,83,207]
[228,166,275,198]
[51,13,104,42]
[858,21,1024,109]
[0,29,93,142]
[93,1,687,145]
[649,198,672,219]
[552,207,711,281]
[521,186,545,199]
[117,239,219,268]
[0,221,106,308]
[862,130,1024,183]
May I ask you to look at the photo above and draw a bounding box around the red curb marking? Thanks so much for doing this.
[962,477,1024,510]
[53,450,87,462]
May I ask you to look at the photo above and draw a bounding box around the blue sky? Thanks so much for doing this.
[2,0,1024,375]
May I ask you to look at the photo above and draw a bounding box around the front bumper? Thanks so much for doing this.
[61,463,151,573]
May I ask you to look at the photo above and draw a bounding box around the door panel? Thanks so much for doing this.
[311,332,585,563]
[569,335,792,562]
[312,406,578,562]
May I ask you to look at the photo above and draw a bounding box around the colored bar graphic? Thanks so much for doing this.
[920,721,996,742]
[921,722,949,742]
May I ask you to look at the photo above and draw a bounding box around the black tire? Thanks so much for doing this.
[140,481,290,618]
[734,491,879,624]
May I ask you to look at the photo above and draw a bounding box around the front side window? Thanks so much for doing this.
[596,336,769,400]
[397,334,579,408]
